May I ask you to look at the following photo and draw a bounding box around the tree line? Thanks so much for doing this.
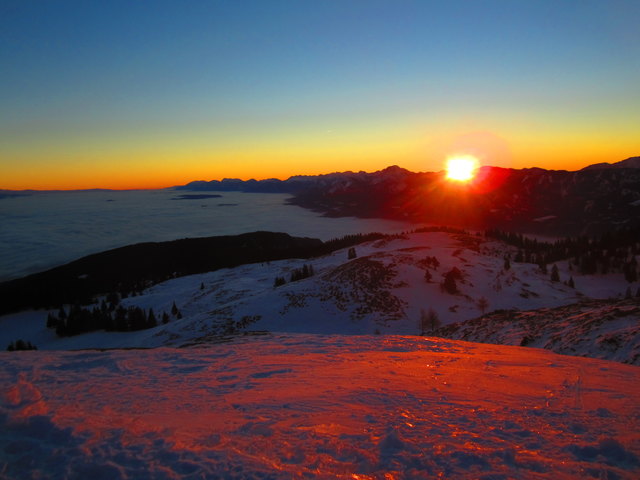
[274,264,315,287]
[6,339,37,351]
[47,297,182,337]
[486,227,639,281]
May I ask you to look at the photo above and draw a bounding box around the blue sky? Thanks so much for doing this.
[1,0,639,188]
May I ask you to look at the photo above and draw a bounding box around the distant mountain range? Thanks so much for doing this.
[178,157,640,236]
[580,156,640,170]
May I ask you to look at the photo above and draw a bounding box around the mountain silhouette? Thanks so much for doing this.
[178,157,640,236]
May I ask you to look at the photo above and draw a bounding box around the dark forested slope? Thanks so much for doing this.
[0,232,323,314]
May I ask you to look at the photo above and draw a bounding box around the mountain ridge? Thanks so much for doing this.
[581,156,640,170]
[177,157,640,191]
[176,157,640,236]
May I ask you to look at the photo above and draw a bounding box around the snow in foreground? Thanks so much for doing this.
[2,334,639,479]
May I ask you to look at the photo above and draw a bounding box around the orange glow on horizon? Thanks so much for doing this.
[1,130,638,190]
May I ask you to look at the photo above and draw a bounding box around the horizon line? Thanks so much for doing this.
[2,158,637,192]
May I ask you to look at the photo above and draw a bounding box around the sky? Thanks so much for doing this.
[1,0,639,190]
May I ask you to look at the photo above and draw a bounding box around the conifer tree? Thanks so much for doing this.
[130,306,146,331]
[427,308,440,332]
[106,291,120,306]
[550,264,560,282]
[441,274,457,294]
[419,309,428,335]
[623,258,638,283]
[147,308,157,328]
[103,312,115,331]
[477,296,489,315]
[441,268,461,294]
[46,313,58,329]
[7,339,37,351]
[419,308,441,335]
[114,305,128,331]
[424,270,432,283]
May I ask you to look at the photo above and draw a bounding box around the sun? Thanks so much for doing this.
[445,155,479,182]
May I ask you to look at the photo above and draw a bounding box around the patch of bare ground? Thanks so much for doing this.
[321,257,407,321]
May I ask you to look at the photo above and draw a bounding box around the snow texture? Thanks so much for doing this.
[2,231,637,364]
[436,298,640,365]
[1,334,639,479]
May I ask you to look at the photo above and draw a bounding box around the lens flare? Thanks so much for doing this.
[445,156,479,182]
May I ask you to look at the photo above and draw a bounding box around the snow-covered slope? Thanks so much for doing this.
[1,231,636,358]
[435,298,640,365]
[2,334,639,479]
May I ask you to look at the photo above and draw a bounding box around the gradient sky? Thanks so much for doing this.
[1,0,639,189]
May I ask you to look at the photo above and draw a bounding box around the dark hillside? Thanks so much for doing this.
[177,159,640,236]
[0,232,322,315]
[287,166,640,236]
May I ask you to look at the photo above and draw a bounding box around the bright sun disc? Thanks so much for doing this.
[445,156,479,182]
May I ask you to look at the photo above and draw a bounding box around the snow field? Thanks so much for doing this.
[2,231,635,354]
[1,334,639,479]
[436,298,640,365]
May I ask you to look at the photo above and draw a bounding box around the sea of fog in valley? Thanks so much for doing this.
[0,189,411,281]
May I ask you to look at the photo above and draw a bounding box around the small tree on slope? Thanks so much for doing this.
[477,296,489,315]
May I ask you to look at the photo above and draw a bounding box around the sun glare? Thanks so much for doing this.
[445,156,479,182]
